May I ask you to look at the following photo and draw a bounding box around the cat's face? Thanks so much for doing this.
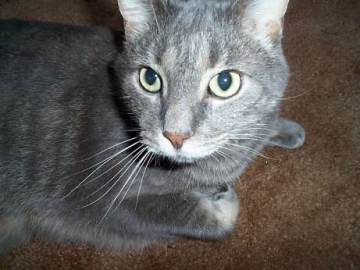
[117,0,289,163]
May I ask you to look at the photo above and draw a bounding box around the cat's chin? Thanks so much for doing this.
[148,148,209,164]
[168,155,197,164]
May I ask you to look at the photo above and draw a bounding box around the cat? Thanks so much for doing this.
[0,0,305,255]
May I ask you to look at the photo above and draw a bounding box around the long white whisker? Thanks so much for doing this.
[81,137,139,161]
[232,127,275,132]
[219,148,251,177]
[62,140,140,199]
[210,151,222,163]
[135,152,153,211]
[80,145,146,209]
[226,143,275,160]
[61,151,122,182]
[213,150,234,182]
[227,133,268,139]
[220,145,254,162]
[100,148,149,222]
[85,142,144,185]
[115,150,150,212]
[84,144,145,199]
[228,132,269,137]
[216,149,232,160]
[226,135,268,143]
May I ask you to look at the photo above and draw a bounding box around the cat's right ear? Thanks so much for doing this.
[239,0,290,48]
[117,0,167,35]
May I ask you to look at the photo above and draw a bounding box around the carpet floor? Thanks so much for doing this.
[0,0,359,269]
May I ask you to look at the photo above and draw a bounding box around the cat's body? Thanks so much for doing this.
[0,0,305,255]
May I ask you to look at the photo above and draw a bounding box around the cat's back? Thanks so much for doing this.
[0,20,121,165]
[0,19,118,100]
[0,19,119,121]
[0,19,117,65]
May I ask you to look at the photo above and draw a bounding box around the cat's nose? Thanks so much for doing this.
[163,132,191,150]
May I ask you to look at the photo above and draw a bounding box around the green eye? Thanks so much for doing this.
[139,67,162,93]
[209,71,242,99]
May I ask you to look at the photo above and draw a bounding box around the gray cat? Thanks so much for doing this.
[0,0,305,255]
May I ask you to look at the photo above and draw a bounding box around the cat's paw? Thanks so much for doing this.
[268,118,306,149]
[193,185,239,239]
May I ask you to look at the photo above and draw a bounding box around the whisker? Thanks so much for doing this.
[227,132,269,138]
[61,152,119,182]
[61,138,139,183]
[220,145,254,163]
[216,149,232,161]
[213,150,235,181]
[62,140,141,199]
[84,143,144,185]
[80,145,146,209]
[226,135,268,143]
[135,153,154,210]
[225,143,275,160]
[114,149,151,212]
[100,148,149,222]
[210,151,222,163]
[231,127,275,133]
[84,144,145,199]
[80,137,139,161]
[228,131,269,136]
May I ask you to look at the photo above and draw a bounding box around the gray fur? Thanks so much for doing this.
[0,0,305,255]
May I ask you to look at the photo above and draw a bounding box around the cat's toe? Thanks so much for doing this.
[195,186,239,236]
[209,187,239,232]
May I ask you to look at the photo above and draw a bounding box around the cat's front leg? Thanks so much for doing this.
[133,185,239,240]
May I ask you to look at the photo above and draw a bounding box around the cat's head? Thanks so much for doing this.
[116,0,290,163]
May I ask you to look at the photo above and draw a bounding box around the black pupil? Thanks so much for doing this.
[145,68,157,85]
[218,71,232,91]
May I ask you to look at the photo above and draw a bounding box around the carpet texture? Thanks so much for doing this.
[0,0,359,269]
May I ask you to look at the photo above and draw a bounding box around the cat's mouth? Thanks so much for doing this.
[141,133,217,164]
[149,147,207,164]
[149,147,217,165]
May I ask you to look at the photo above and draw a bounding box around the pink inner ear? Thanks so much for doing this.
[265,20,282,40]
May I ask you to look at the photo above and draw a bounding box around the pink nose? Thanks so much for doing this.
[163,132,191,149]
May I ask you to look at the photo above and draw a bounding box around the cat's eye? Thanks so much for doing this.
[139,67,162,93]
[208,71,242,99]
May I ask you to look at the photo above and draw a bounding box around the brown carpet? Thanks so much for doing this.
[0,0,359,269]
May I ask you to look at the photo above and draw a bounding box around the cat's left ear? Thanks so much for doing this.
[241,0,289,47]
[117,0,167,35]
